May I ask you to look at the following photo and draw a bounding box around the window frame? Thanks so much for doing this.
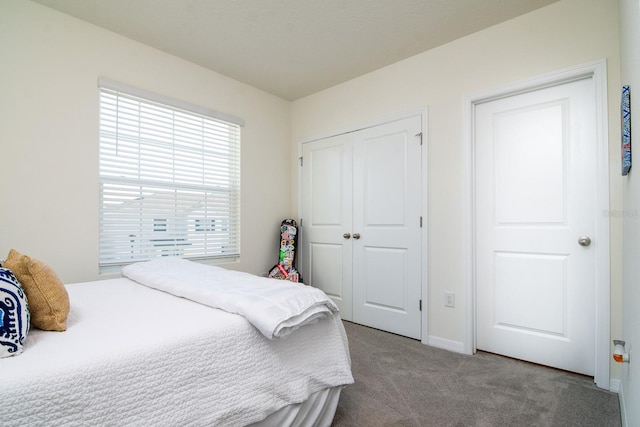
[98,79,243,270]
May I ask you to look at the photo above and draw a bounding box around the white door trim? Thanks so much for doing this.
[462,60,610,389]
[296,109,429,343]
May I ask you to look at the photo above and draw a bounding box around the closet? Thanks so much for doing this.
[299,115,423,339]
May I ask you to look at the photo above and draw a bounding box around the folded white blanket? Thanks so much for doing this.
[122,258,339,339]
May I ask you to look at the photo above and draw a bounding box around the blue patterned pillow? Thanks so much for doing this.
[0,267,30,358]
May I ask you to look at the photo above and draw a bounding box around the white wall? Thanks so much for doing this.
[291,0,623,382]
[618,0,640,423]
[0,1,292,282]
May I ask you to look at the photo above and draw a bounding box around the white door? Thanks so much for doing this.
[475,77,596,375]
[300,116,423,339]
[352,116,423,339]
[300,133,353,320]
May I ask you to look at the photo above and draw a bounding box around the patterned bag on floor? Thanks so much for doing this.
[268,219,302,283]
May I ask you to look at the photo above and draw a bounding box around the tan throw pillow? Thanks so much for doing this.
[4,249,70,331]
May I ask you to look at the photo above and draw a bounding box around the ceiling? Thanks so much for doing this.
[33,0,558,101]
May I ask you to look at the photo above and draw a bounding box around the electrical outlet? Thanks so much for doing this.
[445,292,455,308]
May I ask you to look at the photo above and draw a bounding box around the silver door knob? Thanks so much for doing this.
[578,236,592,247]
[343,233,351,239]
[353,233,361,240]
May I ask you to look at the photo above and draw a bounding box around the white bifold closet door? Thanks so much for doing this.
[300,116,422,339]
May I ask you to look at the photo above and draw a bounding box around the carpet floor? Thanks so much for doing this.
[332,321,621,427]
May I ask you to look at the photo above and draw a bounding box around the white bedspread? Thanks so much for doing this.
[122,258,339,339]
[0,278,353,426]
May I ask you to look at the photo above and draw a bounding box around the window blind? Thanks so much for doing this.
[98,84,241,267]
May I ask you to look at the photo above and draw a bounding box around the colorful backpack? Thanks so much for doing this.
[268,219,301,283]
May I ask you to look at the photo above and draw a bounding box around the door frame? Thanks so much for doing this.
[297,109,429,343]
[462,60,611,389]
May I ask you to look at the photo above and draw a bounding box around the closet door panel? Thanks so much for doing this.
[352,116,422,339]
[300,134,353,320]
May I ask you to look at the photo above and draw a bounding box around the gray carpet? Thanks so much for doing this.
[332,321,621,427]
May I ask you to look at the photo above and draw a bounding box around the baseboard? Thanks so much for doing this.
[427,335,466,353]
[609,378,620,393]
[617,381,628,427]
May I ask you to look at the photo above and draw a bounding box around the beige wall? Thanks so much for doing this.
[0,1,292,282]
[291,0,622,380]
[619,0,640,423]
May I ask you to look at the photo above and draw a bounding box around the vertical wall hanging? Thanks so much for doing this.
[622,85,632,176]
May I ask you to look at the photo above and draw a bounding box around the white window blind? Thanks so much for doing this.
[98,82,241,267]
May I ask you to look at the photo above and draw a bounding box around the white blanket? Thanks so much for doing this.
[122,258,339,339]
[1,278,353,426]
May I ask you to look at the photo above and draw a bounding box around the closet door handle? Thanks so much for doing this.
[353,233,361,240]
[343,233,351,239]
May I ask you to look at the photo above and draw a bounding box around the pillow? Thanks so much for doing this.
[3,249,69,331]
[0,268,30,358]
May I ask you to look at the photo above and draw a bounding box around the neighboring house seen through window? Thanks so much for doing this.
[98,80,242,269]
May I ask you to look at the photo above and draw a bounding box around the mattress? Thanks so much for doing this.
[0,278,353,426]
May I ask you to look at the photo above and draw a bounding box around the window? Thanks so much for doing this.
[98,80,242,268]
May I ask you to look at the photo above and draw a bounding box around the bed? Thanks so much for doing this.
[1,258,353,426]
